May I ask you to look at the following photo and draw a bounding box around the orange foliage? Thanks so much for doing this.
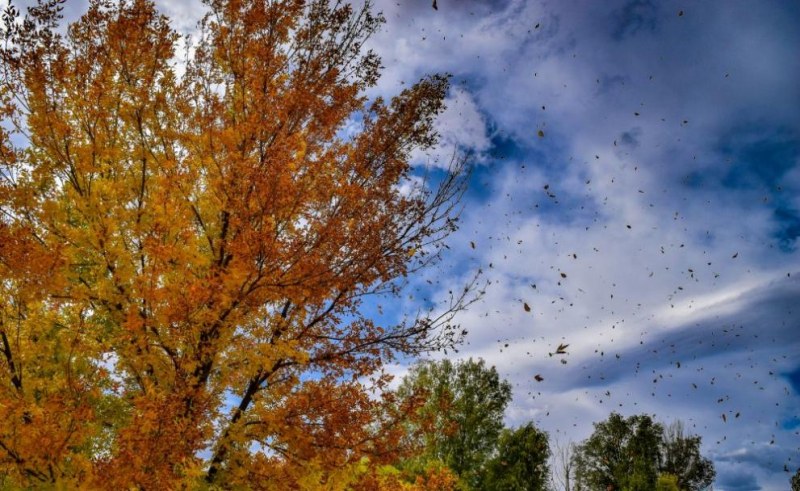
[351,463,460,491]
[0,0,472,488]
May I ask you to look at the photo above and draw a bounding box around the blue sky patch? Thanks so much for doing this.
[610,0,660,41]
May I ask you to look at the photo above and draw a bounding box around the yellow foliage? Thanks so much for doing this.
[0,0,469,488]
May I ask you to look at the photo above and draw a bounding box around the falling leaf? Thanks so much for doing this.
[470,241,475,249]
[555,343,569,354]
[534,374,544,382]
[537,129,545,138]
[523,302,531,312]
[432,0,438,10]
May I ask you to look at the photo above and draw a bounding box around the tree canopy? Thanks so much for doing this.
[482,422,550,491]
[572,413,715,491]
[573,413,663,491]
[660,421,715,491]
[0,0,472,487]
[396,358,513,489]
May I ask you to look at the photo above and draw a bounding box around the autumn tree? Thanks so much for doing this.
[396,358,512,489]
[350,461,459,491]
[0,0,476,488]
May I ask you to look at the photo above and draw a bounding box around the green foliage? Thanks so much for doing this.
[397,358,512,489]
[572,414,716,491]
[660,422,715,490]
[792,467,800,491]
[481,423,550,491]
[573,413,663,491]
[656,474,680,491]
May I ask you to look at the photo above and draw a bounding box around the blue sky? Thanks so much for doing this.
[362,1,799,489]
[27,0,800,488]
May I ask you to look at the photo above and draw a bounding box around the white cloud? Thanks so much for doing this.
[369,1,800,490]
[411,87,491,168]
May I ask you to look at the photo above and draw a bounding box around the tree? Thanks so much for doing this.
[0,0,474,487]
[482,422,550,491]
[573,414,715,491]
[660,421,715,490]
[396,358,512,489]
[573,413,663,491]
[550,436,577,491]
[791,467,800,491]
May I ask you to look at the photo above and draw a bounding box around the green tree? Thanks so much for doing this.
[482,422,550,491]
[397,358,512,489]
[573,414,716,491]
[573,413,663,491]
[791,467,800,491]
[660,421,715,490]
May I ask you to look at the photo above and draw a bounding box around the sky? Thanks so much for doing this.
[15,0,800,489]
[359,1,800,489]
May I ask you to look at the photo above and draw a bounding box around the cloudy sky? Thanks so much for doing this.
[27,0,800,489]
[361,1,799,489]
